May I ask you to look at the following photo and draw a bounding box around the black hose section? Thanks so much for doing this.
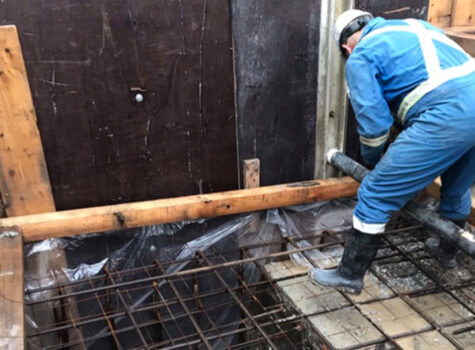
[328,151,475,258]
[330,151,369,182]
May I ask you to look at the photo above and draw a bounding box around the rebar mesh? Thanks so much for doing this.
[25,215,475,350]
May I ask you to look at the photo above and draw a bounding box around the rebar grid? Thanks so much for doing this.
[25,218,475,350]
[276,217,475,350]
[26,233,330,349]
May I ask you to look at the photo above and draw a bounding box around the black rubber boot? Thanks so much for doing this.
[425,219,465,269]
[309,228,382,294]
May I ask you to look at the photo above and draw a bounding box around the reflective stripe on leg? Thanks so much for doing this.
[353,215,386,234]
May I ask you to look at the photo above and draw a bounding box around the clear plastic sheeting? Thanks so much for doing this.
[268,198,356,269]
[24,198,356,349]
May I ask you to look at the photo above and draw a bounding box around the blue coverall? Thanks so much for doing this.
[346,17,475,234]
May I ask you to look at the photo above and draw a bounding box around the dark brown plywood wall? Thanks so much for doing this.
[232,0,320,187]
[0,0,238,210]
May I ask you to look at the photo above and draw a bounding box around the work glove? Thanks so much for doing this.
[360,143,386,169]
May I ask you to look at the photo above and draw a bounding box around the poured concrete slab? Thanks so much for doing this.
[458,252,475,271]
[372,261,436,294]
[417,257,474,286]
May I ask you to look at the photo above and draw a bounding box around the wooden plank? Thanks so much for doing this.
[424,178,475,225]
[243,159,260,189]
[0,228,23,350]
[242,158,261,232]
[0,25,47,350]
[0,25,55,216]
[444,26,475,56]
[0,177,360,242]
[0,25,84,349]
[428,0,454,28]
[451,0,475,26]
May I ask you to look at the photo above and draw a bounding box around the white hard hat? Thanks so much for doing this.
[334,9,373,43]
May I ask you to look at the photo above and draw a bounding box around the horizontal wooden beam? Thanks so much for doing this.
[424,178,475,226]
[0,177,358,242]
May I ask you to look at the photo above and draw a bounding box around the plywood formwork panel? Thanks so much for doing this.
[451,0,475,26]
[428,0,454,28]
[428,0,475,27]
[232,0,320,186]
[0,0,238,210]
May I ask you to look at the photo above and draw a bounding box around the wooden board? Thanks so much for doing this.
[428,0,475,27]
[0,176,360,242]
[0,25,55,216]
[0,25,84,349]
[232,0,320,187]
[0,0,238,210]
[424,178,475,226]
[0,229,23,350]
[428,0,454,28]
[243,159,260,189]
[0,25,55,350]
[451,0,475,26]
[242,158,260,232]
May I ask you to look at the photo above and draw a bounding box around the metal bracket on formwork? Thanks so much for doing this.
[315,0,354,179]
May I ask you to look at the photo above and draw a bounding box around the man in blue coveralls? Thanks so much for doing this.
[309,10,475,294]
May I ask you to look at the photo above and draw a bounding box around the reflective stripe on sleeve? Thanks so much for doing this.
[359,131,390,147]
[397,59,475,122]
[353,215,386,234]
